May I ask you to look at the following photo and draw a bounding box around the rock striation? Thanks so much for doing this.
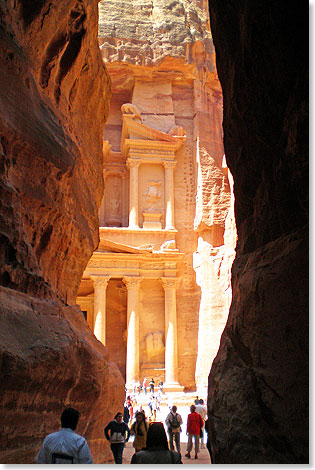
[0,0,110,303]
[0,0,123,463]
[207,0,308,464]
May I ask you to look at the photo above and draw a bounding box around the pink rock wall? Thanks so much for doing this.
[0,0,124,463]
[0,0,110,303]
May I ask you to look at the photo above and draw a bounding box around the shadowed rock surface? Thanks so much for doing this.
[207,0,308,464]
[0,0,124,463]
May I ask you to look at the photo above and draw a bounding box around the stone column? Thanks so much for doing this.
[163,161,176,230]
[127,159,141,228]
[91,275,110,346]
[161,277,183,391]
[124,276,142,387]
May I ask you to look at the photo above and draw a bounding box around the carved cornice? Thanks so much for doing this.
[130,147,174,155]
[99,227,178,235]
[77,295,94,301]
[104,167,127,178]
[90,275,111,287]
[123,138,179,157]
[87,250,184,262]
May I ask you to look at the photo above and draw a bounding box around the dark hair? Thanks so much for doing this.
[171,405,177,413]
[114,412,123,419]
[199,399,204,405]
[60,408,80,430]
[146,422,169,450]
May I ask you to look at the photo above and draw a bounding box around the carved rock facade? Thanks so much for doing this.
[76,0,236,394]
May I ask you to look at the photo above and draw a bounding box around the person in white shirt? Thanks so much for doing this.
[35,407,93,464]
[195,399,207,448]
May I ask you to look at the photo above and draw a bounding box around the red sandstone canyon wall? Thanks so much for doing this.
[207,0,308,463]
[0,0,124,463]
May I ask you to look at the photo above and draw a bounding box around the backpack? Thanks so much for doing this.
[170,413,180,429]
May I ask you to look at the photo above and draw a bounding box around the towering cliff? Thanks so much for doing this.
[207,0,308,463]
[0,0,124,463]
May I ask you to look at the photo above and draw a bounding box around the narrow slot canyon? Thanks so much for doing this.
[0,0,308,464]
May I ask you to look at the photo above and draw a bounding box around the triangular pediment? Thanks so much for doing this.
[97,238,153,254]
[121,119,186,157]
[121,114,185,155]
[122,115,180,142]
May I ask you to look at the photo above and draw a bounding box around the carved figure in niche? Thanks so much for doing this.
[145,331,165,362]
[168,125,186,137]
[109,196,120,216]
[192,40,206,67]
[121,103,142,122]
[144,181,161,211]
[106,177,121,216]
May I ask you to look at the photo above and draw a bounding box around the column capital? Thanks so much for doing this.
[123,276,142,289]
[127,158,142,169]
[90,275,111,287]
[160,277,178,289]
[163,160,177,170]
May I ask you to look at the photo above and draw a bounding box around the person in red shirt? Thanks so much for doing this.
[185,404,204,459]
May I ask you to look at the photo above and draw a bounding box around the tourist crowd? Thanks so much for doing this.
[35,393,209,464]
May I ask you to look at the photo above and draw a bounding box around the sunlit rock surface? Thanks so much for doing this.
[98,0,236,391]
[99,0,214,69]
[0,0,123,463]
[207,0,308,463]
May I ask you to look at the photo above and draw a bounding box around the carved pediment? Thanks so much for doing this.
[121,112,186,157]
[122,114,184,142]
[98,238,153,254]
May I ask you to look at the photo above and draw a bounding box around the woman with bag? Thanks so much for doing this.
[131,412,148,452]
